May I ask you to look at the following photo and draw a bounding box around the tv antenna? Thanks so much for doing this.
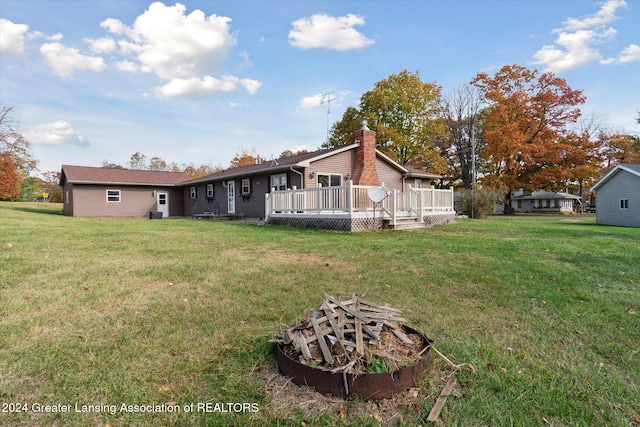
[320,91,335,142]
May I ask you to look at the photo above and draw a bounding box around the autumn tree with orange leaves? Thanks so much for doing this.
[472,64,600,213]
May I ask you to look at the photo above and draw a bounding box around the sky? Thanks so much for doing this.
[1,0,639,174]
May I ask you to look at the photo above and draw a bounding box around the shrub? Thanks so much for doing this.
[458,188,497,218]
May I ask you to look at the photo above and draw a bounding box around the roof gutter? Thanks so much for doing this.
[290,167,304,188]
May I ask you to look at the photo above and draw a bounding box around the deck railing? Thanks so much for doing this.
[265,181,454,221]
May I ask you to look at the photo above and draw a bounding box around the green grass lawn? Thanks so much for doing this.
[1,202,638,426]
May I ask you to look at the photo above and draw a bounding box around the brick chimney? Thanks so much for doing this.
[351,123,380,186]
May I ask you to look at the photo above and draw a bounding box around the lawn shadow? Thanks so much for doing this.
[13,205,64,216]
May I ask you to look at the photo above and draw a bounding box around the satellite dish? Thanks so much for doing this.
[367,186,386,203]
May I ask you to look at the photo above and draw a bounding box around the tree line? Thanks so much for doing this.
[2,64,639,210]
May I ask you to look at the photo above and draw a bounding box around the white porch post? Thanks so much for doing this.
[392,189,397,225]
[347,180,353,215]
[450,186,454,210]
[265,193,270,220]
[291,186,296,213]
[316,184,321,214]
[431,187,435,211]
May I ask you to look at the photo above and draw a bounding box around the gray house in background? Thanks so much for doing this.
[590,163,640,227]
[511,190,582,213]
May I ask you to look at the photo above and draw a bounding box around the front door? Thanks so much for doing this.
[227,181,235,214]
[157,192,169,217]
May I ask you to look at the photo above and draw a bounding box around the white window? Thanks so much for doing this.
[242,178,251,195]
[106,189,121,203]
[65,190,69,204]
[414,179,421,189]
[271,173,287,191]
[620,199,629,210]
[190,186,197,198]
[206,184,214,198]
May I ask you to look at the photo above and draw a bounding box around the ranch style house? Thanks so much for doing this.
[60,126,456,231]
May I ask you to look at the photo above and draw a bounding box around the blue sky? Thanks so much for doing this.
[1,0,638,174]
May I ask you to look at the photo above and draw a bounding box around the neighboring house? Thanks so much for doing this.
[590,163,640,227]
[60,165,190,217]
[180,127,440,219]
[511,190,582,214]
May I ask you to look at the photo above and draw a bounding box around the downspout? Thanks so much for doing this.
[290,167,304,188]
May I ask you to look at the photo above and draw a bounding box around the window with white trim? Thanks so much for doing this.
[271,173,287,191]
[241,178,251,195]
[620,199,629,210]
[65,190,69,204]
[414,179,421,189]
[190,186,197,198]
[106,189,121,203]
[206,184,214,198]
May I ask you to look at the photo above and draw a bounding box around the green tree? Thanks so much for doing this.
[327,70,446,172]
[128,152,148,170]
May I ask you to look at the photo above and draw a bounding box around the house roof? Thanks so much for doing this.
[591,163,640,191]
[181,143,441,185]
[512,190,581,200]
[60,165,191,186]
[404,165,441,180]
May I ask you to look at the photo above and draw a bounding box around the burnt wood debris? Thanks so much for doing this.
[273,294,430,375]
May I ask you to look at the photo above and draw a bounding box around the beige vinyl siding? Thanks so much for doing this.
[375,159,404,191]
[70,185,184,217]
[307,151,355,188]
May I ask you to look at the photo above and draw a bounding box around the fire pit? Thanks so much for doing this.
[273,294,433,400]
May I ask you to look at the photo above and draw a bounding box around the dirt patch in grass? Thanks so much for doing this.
[255,360,454,425]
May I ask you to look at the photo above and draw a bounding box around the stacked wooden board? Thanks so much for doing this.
[274,294,428,374]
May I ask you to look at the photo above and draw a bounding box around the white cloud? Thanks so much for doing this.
[40,42,106,77]
[562,0,626,30]
[618,44,640,63]
[0,18,29,54]
[100,2,260,97]
[115,60,139,72]
[531,0,629,72]
[25,121,90,147]
[299,92,343,109]
[156,75,261,98]
[289,13,374,51]
[85,36,116,54]
[100,17,126,35]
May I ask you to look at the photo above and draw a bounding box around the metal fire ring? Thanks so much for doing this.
[276,325,432,400]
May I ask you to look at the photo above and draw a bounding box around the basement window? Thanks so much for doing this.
[620,199,629,210]
[106,189,121,203]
